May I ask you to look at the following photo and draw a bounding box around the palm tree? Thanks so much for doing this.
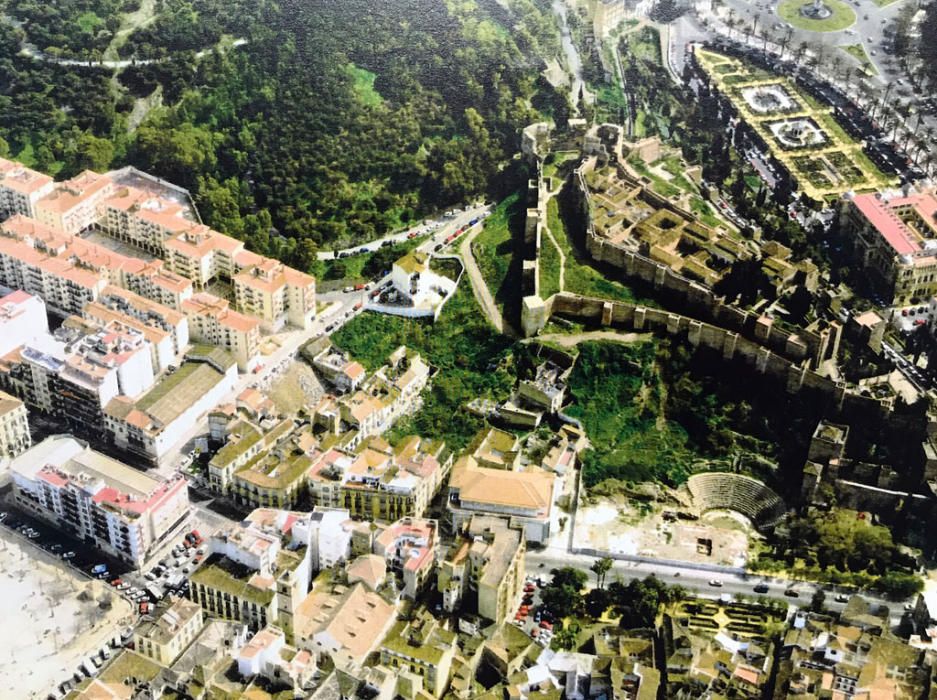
[590,557,614,589]
[841,67,855,99]
[779,26,795,59]
[795,40,809,66]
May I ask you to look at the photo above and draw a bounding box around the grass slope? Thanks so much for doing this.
[566,341,698,486]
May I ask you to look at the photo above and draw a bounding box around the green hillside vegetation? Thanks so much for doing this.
[5,0,133,56]
[566,340,830,488]
[0,0,564,268]
[331,282,514,451]
[473,192,524,317]
[566,341,700,486]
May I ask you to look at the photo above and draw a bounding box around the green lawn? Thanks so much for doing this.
[77,11,103,32]
[472,192,522,314]
[689,196,727,229]
[331,282,515,451]
[345,63,383,107]
[777,0,856,32]
[628,157,682,199]
[539,228,562,299]
[543,151,579,182]
[839,43,877,75]
[547,197,642,304]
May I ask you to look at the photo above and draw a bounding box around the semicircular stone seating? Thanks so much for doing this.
[686,472,786,529]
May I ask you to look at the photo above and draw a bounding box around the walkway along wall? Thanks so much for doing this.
[545,291,892,417]
[562,158,841,368]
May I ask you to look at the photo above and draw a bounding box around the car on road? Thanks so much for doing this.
[753,583,769,593]
[708,580,723,587]
[784,589,800,598]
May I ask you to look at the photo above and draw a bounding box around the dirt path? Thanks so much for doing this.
[533,330,652,348]
[540,190,567,293]
[104,0,157,62]
[459,226,517,337]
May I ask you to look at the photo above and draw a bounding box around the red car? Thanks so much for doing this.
[524,584,535,593]
[407,232,418,239]
[539,620,553,631]
[139,602,149,615]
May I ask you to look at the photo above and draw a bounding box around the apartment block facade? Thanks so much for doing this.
[11,436,190,566]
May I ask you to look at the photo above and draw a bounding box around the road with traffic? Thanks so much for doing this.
[526,544,908,624]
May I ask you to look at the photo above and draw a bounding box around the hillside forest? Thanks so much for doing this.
[0,0,568,266]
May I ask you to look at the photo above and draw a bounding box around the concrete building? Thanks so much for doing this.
[388,250,457,316]
[94,285,190,355]
[314,347,431,449]
[100,185,195,254]
[11,435,189,566]
[0,157,54,218]
[337,436,449,522]
[438,515,526,624]
[133,596,204,666]
[0,390,30,460]
[0,317,156,431]
[379,614,458,698]
[35,170,114,235]
[842,189,937,305]
[447,456,556,544]
[104,347,238,466]
[82,301,178,375]
[191,515,312,633]
[294,581,397,666]
[518,360,571,413]
[373,517,437,599]
[233,256,317,331]
[236,626,315,691]
[312,345,367,393]
[290,507,354,571]
[182,292,260,371]
[207,418,318,509]
[0,215,111,316]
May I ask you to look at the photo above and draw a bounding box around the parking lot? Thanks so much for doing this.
[511,575,556,648]
[0,491,212,697]
[0,518,132,699]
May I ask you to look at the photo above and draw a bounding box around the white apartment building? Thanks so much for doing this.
[0,319,156,430]
[11,435,190,566]
[94,285,190,355]
[0,289,49,357]
[290,507,354,571]
[104,349,238,466]
[0,158,54,218]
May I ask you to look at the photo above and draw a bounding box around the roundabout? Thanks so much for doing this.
[777,0,856,32]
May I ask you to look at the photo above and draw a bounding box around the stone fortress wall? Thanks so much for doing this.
[516,122,880,415]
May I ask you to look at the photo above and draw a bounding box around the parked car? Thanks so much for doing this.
[708,580,723,587]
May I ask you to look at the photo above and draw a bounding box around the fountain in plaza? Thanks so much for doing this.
[800,0,833,20]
